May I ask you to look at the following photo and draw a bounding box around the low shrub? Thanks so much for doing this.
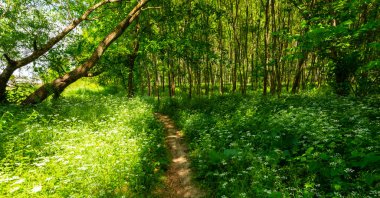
[159,93,380,197]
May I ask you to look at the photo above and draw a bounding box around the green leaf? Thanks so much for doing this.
[223,149,238,158]
[319,153,329,160]
[333,184,341,191]
[305,147,314,155]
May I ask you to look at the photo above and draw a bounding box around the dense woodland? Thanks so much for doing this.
[0,0,379,102]
[0,0,379,197]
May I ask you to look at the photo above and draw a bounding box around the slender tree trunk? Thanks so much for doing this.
[155,57,160,101]
[187,62,193,99]
[127,57,136,98]
[241,3,249,95]
[270,0,277,95]
[127,23,140,98]
[218,6,224,95]
[22,0,149,105]
[0,66,17,102]
[231,0,239,93]
[263,0,270,96]
[167,51,172,98]
[196,65,201,96]
[127,41,140,98]
[170,59,175,97]
[291,55,306,94]
[168,70,172,97]
[205,64,210,96]
[161,73,165,92]
[255,15,261,91]
[210,61,214,95]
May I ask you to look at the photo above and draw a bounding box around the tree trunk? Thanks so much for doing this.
[127,42,139,98]
[291,55,306,94]
[0,66,17,103]
[153,54,160,101]
[22,0,149,105]
[168,69,172,97]
[255,15,261,91]
[263,0,270,96]
[196,66,201,96]
[161,73,165,92]
[187,63,193,99]
[230,0,239,93]
[127,62,135,97]
[127,18,141,98]
[270,0,277,96]
[218,9,224,95]
[170,59,175,97]
[147,68,151,96]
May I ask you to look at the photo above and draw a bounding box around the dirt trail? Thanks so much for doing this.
[154,113,205,198]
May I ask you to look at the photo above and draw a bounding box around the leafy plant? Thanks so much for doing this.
[158,92,380,197]
[0,83,168,197]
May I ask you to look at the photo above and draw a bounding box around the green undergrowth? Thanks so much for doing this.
[0,84,168,197]
[158,92,380,197]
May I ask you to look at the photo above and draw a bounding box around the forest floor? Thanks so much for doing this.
[154,113,205,198]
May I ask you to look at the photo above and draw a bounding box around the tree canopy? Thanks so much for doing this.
[0,0,379,103]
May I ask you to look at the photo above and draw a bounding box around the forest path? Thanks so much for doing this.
[154,113,205,198]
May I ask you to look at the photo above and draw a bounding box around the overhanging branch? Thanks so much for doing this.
[3,54,16,66]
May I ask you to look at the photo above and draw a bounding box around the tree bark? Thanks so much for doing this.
[291,55,306,94]
[127,40,140,98]
[270,0,277,95]
[22,0,149,105]
[170,63,175,97]
[146,65,151,97]
[218,4,224,95]
[0,66,17,103]
[187,62,193,99]
[263,0,270,96]
[153,55,160,101]
[0,0,121,103]
[127,19,141,98]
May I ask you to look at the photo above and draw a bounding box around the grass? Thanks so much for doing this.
[2,79,380,197]
[158,91,380,197]
[0,80,168,197]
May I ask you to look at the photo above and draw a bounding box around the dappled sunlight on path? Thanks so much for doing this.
[154,113,205,198]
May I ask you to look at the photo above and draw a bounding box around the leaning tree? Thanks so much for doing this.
[0,0,122,102]
[22,0,150,105]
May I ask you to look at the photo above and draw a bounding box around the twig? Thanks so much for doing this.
[142,6,161,10]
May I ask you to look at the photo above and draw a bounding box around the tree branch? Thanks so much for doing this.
[33,40,38,51]
[84,71,104,77]
[141,6,161,10]
[3,54,16,66]
[21,0,149,105]
[15,0,122,68]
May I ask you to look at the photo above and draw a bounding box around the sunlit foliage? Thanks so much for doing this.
[159,93,380,197]
[0,82,168,197]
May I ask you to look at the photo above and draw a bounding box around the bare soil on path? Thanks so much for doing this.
[154,113,205,198]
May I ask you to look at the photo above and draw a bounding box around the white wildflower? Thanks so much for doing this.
[31,185,42,193]
[10,187,20,193]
